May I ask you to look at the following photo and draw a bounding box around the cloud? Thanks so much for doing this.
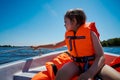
[44,3,58,17]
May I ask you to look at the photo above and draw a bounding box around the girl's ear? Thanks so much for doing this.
[71,18,77,26]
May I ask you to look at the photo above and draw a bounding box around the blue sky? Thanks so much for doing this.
[0,0,120,46]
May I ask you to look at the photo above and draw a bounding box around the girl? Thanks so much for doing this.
[32,9,120,80]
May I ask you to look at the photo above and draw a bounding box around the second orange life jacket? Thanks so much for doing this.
[110,56,120,72]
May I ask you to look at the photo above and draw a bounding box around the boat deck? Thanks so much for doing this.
[14,66,46,80]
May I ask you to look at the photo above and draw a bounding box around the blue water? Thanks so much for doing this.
[0,47,67,65]
[103,47,120,55]
[0,47,120,65]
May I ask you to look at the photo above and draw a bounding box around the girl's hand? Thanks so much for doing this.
[78,72,93,80]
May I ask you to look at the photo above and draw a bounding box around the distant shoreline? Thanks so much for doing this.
[101,37,120,47]
[0,45,13,47]
[0,45,26,48]
[1,37,120,47]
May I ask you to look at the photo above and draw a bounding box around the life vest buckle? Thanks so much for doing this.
[71,55,95,63]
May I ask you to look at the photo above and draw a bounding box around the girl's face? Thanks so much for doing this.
[64,17,77,31]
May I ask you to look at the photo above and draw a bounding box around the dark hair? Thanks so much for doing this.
[64,8,86,26]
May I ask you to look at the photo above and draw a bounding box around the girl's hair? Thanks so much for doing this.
[64,8,86,26]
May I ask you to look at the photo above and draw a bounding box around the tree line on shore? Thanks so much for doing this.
[0,45,12,47]
[100,38,120,47]
[0,37,120,47]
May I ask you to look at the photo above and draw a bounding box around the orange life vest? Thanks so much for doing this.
[45,52,72,80]
[65,22,99,57]
[31,71,50,80]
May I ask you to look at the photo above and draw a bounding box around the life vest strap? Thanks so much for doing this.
[51,64,58,75]
[66,36,86,51]
[71,55,95,74]
[71,55,95,63]
[66,36,86,39]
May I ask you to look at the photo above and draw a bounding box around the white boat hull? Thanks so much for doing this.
[0,50,119,80]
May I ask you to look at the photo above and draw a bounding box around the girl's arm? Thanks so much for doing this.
[31,40,66,50]
[86,31,105,78]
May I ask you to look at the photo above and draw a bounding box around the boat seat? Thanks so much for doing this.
[13,66,46,80]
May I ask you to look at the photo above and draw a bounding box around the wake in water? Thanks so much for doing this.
[0,46,67,65]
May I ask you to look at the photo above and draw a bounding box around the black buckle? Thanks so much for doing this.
[71,56,95,63]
